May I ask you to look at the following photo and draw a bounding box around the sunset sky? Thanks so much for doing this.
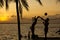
[0,0,60,22]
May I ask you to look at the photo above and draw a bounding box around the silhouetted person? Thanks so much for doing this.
[39,13,49,40]
[30,16,40,39]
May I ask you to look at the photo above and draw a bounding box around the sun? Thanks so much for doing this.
[0,14,9,21]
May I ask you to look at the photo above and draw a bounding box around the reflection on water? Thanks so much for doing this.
[0,24,60,40]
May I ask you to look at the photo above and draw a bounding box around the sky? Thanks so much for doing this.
[0,0,60,22]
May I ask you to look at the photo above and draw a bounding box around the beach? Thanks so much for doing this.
[0,24,60,40]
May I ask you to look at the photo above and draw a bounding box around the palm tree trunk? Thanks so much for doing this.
[16,0,21,40]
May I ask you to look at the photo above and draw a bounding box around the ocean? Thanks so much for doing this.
[0,24,60,40]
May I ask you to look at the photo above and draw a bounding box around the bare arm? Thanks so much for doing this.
[39,17,45,21]
[37,16,40,19]
[36,16,45,21]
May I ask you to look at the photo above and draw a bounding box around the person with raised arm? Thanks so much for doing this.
[30,16,40,39]
[39,13,49,40]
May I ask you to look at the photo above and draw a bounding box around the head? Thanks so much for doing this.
[44,13,47,16]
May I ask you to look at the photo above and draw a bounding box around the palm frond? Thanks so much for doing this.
[37,0,42,5]
[21,0,29,10]
[57,0,60,2]
[19,0,23,18]
[0,0,4,7]
[57,0,60,1]
[5,0,9,9]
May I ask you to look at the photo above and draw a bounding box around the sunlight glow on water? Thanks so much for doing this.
[0,24,60,40]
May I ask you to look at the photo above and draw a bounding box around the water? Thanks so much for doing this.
[0,24,60,40]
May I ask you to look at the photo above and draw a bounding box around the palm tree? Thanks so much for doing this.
[15,0,29,40]
[0,0,29,40]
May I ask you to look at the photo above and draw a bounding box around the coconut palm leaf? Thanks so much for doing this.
[21,0,29,10]
[5,0,9,9]
[37,0,42,5]
[56,0,60,3]
[0,0,4,7]
[13,0,29,18]
[19,0,23,18]
[57,0,60,2]
[57,0,60,1]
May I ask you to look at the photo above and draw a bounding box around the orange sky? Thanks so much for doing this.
[0,0,60,21]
